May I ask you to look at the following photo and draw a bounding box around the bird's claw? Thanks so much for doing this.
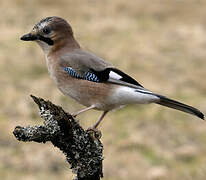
[86,127,102,140]
[70,113,77,118]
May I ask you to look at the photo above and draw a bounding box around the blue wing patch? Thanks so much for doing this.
[63,67,82,78]
[63,67,99,83]
[84,71,99,82]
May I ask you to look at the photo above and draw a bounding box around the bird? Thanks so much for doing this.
[20,16,204,129]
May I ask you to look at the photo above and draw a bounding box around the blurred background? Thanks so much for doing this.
[1,0,206,179]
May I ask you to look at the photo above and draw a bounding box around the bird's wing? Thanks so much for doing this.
[60,49,149,91]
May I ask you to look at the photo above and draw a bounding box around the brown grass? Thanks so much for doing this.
[1,0,206,179]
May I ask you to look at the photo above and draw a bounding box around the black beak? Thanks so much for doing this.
[20,33,38,41]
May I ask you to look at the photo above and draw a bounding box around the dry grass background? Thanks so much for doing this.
[1,0,206,179]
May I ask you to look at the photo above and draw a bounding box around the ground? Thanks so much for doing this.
[1,0,206,179]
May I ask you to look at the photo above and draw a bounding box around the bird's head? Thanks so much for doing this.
[21,16,79,55]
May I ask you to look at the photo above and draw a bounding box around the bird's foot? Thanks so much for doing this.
[86,127,102,140]
[69,113,80,124]
[70,112,77,118]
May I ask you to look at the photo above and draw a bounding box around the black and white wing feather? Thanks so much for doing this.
[91,68,144,88]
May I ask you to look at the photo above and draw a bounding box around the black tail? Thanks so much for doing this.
[155,95,204,120]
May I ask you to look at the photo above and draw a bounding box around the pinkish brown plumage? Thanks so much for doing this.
[20,16,204,129]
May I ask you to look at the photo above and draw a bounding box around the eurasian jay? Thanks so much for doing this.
[20,16,204,129]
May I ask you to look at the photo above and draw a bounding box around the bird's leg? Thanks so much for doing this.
[86,111,109,139]
[71,105,96,118]
[90,111,109,130]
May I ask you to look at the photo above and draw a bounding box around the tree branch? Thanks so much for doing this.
[13,95,103,180]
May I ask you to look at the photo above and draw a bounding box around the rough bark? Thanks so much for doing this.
[13,95,103,180]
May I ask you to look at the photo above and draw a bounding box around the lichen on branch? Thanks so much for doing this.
[13,95,103,180]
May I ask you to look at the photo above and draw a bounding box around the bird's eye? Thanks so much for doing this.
[43,27,51,34]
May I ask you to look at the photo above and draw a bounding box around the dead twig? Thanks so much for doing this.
[13,95,103,180]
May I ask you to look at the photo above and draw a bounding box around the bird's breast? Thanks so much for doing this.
[46,57,117,110]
